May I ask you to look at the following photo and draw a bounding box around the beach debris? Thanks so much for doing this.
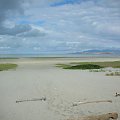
[115,92,120,97]
[72,100,112,106]
[67,112,118,120]
[16,97,46,103]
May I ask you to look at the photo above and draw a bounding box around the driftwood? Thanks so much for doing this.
[115,92,120,97]
[67,112,118,120]
[16,97,46,103]
[72,100,112,106]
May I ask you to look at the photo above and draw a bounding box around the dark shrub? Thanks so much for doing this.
[64,64,103,69]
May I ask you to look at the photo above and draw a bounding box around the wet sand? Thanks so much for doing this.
[0,57,120,120]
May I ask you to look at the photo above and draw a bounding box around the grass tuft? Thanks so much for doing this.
[70,61,120,68]
[56,61,120,70]
[57,64,103,70]
[0,63,18,71]
[64,64,103,69]
[56,64,71,69]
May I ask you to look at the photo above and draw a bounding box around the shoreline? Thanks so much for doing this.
[0,53,120,59]
[0,57,120,64]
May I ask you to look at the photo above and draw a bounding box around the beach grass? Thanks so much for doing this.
[89,69,106,72]
[56,64,71,69]
[64,64,103,69]
[56,61,120,69]
[0,63,18,71]
[70,61,120,68]
[56,63,103,69]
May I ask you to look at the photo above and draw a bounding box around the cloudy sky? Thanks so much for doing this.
[0,0,120,54]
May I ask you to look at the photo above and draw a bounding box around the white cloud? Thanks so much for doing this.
[17,25,46,37]
[95,23,120,36]
[0,0,120,54]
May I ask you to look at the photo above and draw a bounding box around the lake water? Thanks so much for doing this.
[0,53,120,58]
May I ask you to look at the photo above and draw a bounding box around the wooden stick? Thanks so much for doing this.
[16,97,46,103]
[72,100,112,106]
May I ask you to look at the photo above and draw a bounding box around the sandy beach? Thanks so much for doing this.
[0,57,120,120]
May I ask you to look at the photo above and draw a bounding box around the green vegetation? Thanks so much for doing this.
[89,69,106,72]
[56,64,71,69]
[56,61,120,70]
[64,64,103,69]
[0,64,18,71]
[71,61,120,68]
[56,63,103,69]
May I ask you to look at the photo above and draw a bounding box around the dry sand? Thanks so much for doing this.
[0,57,120,120]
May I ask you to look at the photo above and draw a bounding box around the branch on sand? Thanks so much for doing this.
[67,112,118,120]
[16,97,46,103]
[72,100,112,106]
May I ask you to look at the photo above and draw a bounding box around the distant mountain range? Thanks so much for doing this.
[71,49,120,55]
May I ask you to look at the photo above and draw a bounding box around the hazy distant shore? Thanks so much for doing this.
[0,53,120,59]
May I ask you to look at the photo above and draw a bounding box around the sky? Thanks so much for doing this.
[0,0,120,54]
